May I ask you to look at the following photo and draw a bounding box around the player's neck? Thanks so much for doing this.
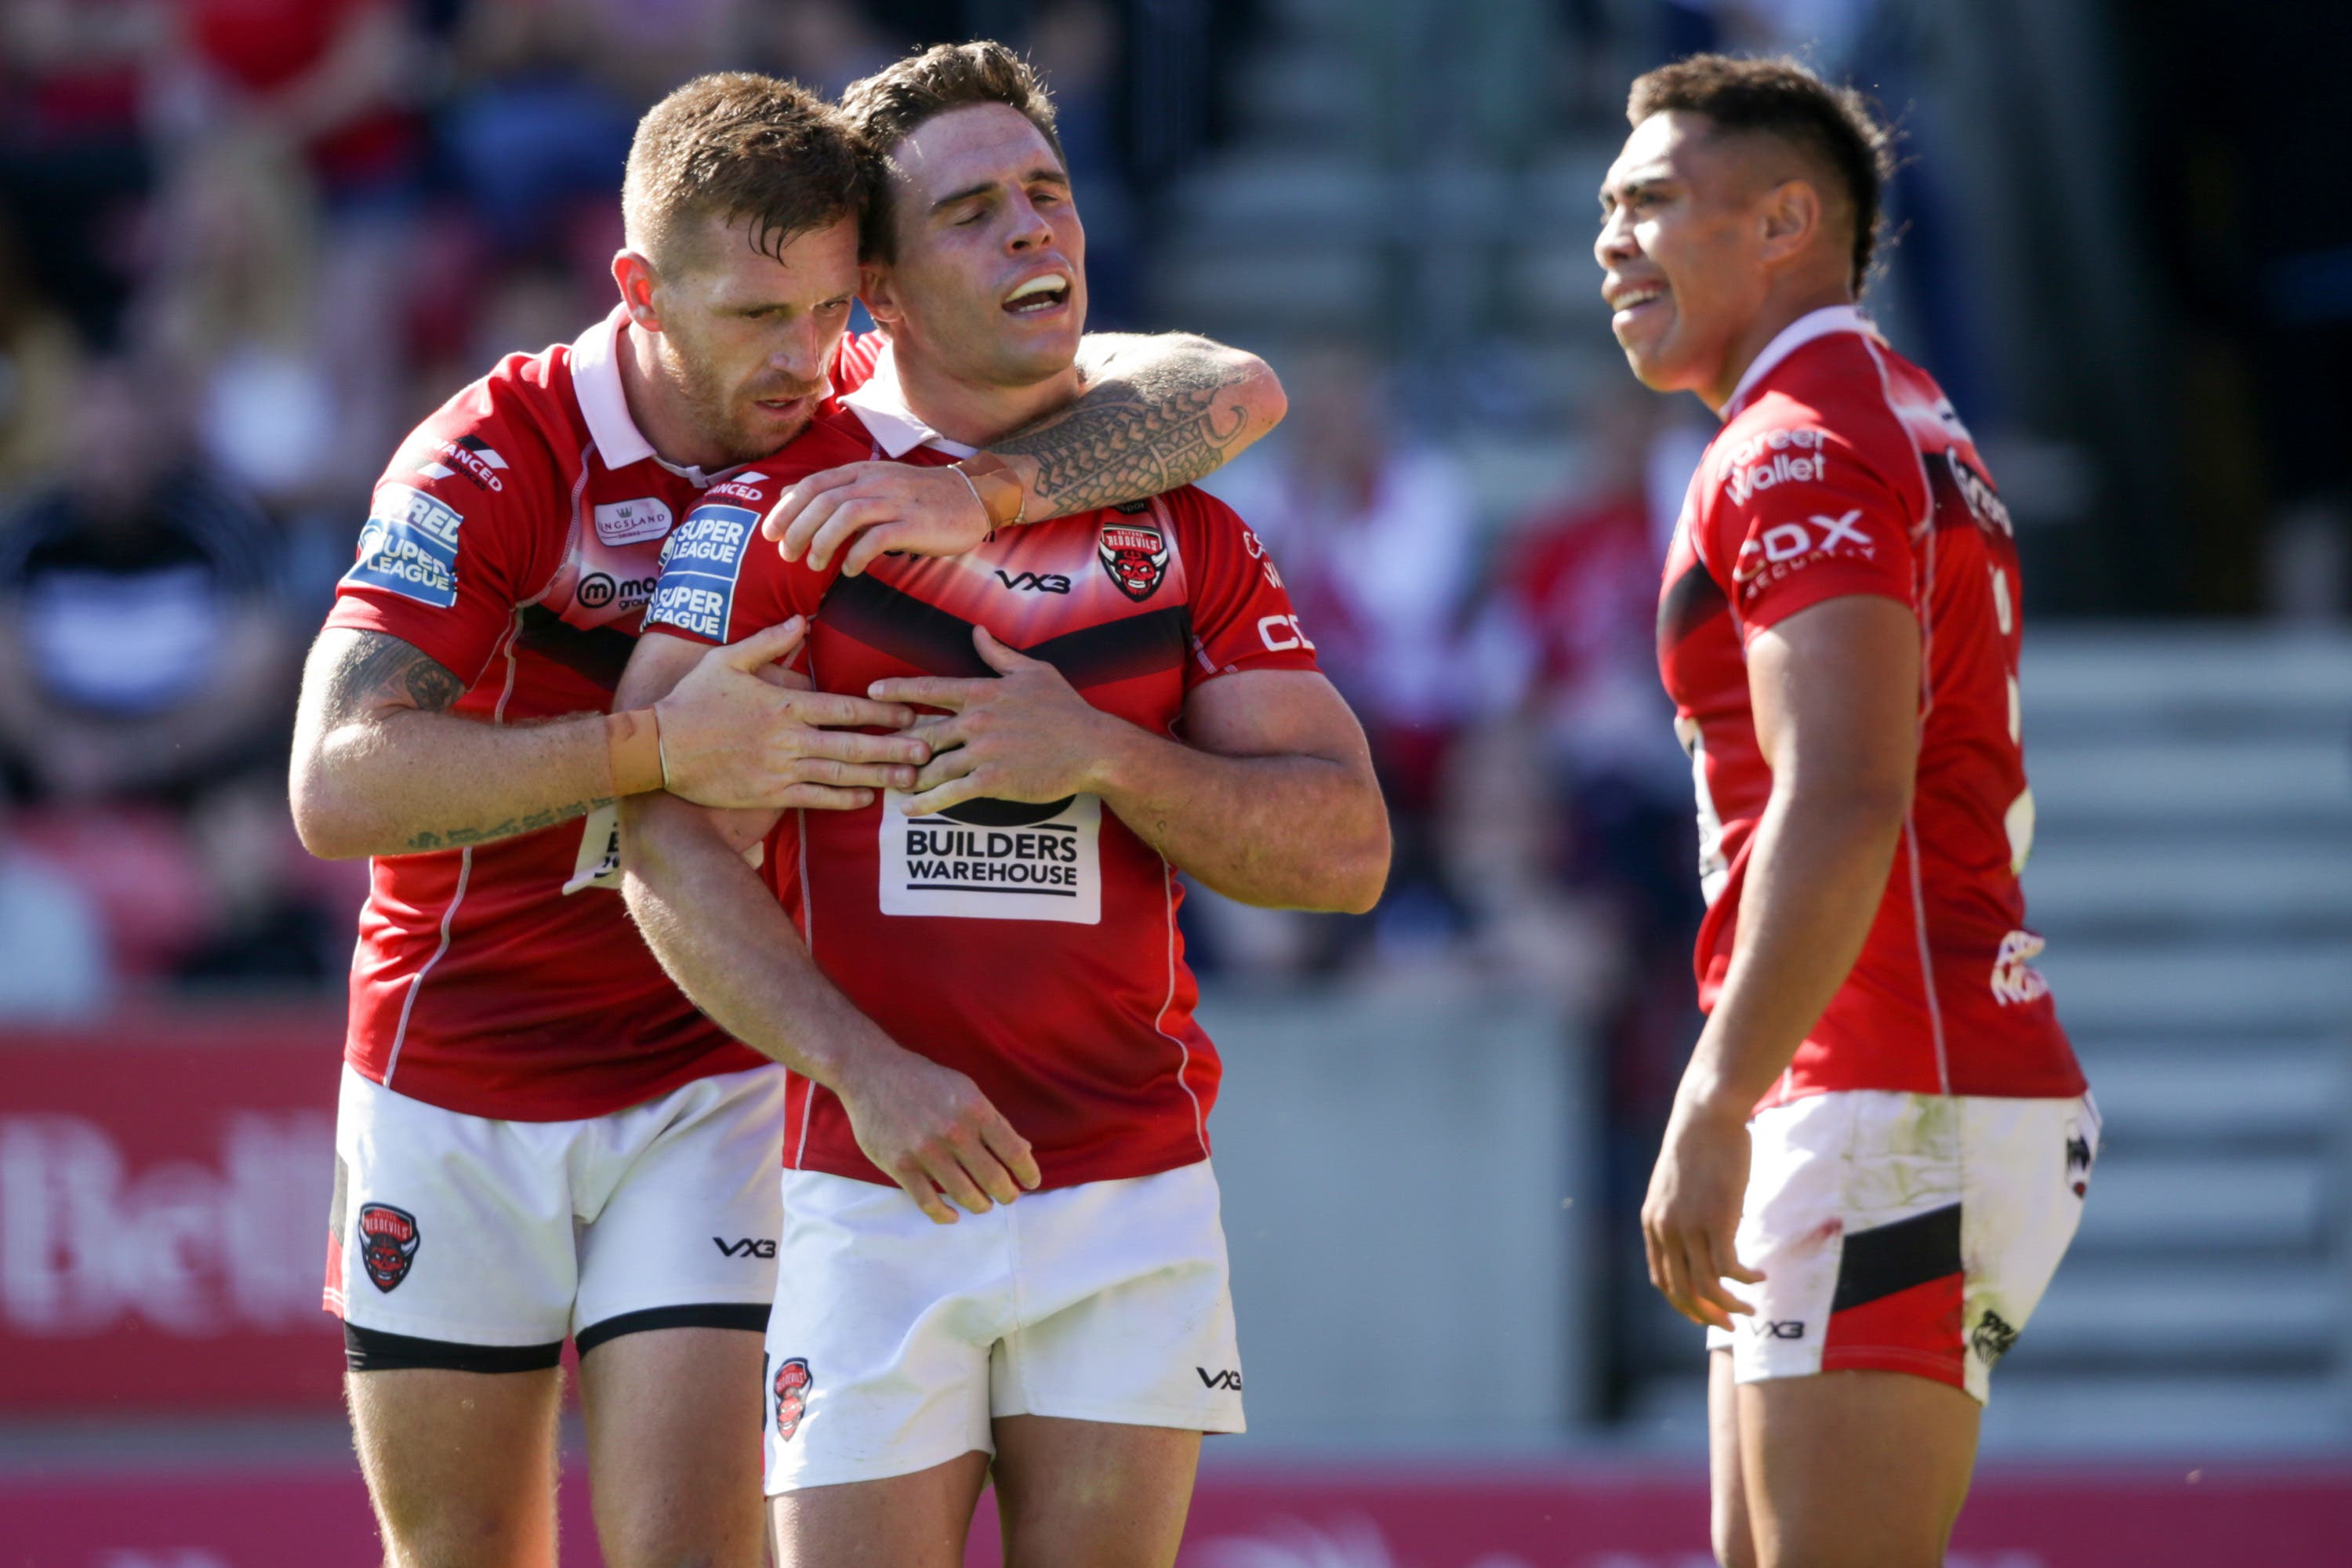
[891,344,1083,450]
[615,319,734,474]
[1703,281,1857,416]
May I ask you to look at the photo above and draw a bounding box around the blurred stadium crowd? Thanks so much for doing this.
[0,0,1726,1026]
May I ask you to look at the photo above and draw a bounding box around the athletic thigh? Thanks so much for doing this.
[579,1327,767,1568]
[770,1450,993,1568]
[347,1365,563,1568]
[991,1414,1200,1568]
[1737,1368,1980,1568]
[1708,1350,1756,1568]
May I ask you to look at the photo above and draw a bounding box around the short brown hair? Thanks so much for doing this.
[623,72,866,274]
[839,41,1065,260]
[1628,55,1894,292]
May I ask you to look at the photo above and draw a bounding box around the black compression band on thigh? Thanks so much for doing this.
[574,1302,771,1358]
[343,1320,564,1374]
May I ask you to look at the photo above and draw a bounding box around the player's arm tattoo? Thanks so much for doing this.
[320,630,466,724]
[318,630,612,853]
[995,336,1264,517]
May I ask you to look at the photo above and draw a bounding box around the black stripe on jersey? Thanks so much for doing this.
[1657,558,1728,660]
[1830,1202,1962,1314]
[516,603,636,691]
[822,574,1192,690]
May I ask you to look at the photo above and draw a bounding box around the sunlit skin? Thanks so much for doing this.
[1595,111,1855,413]
[612,212,864,472]
[860,103,1088,447]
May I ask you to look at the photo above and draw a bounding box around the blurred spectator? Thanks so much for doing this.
[0,357,294,804]
[735,0,898,100]
[1031,0,1139,325]
[0,0,167,348]
[0,228,82,486]
[0,791,111,1018]
[1209,342,1483,961]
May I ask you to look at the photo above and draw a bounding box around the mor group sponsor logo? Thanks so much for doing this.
[356,1203,419,1293]
[346,483,464,608]
[575,572,657,612]
[773,1356,813,1442]
[1098,522,1169,601]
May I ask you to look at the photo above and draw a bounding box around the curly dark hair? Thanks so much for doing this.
[623,72,866,274]
[1629,54,1895,292]
[839,40,1065,261]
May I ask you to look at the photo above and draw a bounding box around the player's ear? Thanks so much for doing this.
[860,260,904,328]
[615,250,664,332]
[1757,179,1820,266]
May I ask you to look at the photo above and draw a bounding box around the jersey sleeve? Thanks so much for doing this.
[643,491,828,648]
[1167,489,1323,688]
[322,382,557,687]
[1697,414,1918,640]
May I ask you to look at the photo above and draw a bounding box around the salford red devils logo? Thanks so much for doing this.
[1098,522,1169,601]
[357,1203,419,1293]
[774,1357,813,1442]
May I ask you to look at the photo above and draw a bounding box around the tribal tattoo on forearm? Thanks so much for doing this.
[996,384,1252,518]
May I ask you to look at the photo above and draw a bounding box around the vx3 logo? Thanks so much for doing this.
[1752,1319,1806,1340]
[713,1236,778,1259]
[1196,1367,1243,1391]
[996,569,1072,593]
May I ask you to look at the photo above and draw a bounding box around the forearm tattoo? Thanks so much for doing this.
[997,379,1253,519]
[399,795,615,854]
[321,630,610,854]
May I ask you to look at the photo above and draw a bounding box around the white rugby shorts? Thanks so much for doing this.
[761,1160,1245,1492]
[325,1062,786,1361]
[1705,1088,2099,1403]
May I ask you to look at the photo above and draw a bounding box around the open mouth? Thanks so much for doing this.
[1001,273,1072,317]
[753,393,812,419]
[1608,282,1668,326]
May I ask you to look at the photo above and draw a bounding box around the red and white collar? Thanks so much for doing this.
[1719,304,1882,421]
[568,306,742,488]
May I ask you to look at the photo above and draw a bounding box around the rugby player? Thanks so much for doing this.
[289,71,1290,1568]
[1595,57,2095,1568]
[614,43,1389,1567]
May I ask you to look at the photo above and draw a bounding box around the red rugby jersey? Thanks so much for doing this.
[642,378,1321,1189]
[1655,307,2083,1109]
[320,310,883,1120]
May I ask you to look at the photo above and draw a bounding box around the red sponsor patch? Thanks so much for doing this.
[1098,522,1168,602]
[356,1204,419,1294]
[774,1356,813,1442]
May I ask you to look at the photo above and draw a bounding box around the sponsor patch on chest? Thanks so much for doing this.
[879,791,1102,924]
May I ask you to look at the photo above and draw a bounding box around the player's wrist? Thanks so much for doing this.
[604,710,666,797]
[953,452,1029,532]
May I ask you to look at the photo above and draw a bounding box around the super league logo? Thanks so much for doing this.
[1098,522,1169,602]
[774,1357,814,1442]
[357,1203,420,1293]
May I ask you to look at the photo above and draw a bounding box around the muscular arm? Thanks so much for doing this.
[877,633,1389,914]
[289,628,618,858]
[768,332,1287,574]
[1006,332,1283,518]
[1642,593,1920,1327]
[289,621,924,859]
